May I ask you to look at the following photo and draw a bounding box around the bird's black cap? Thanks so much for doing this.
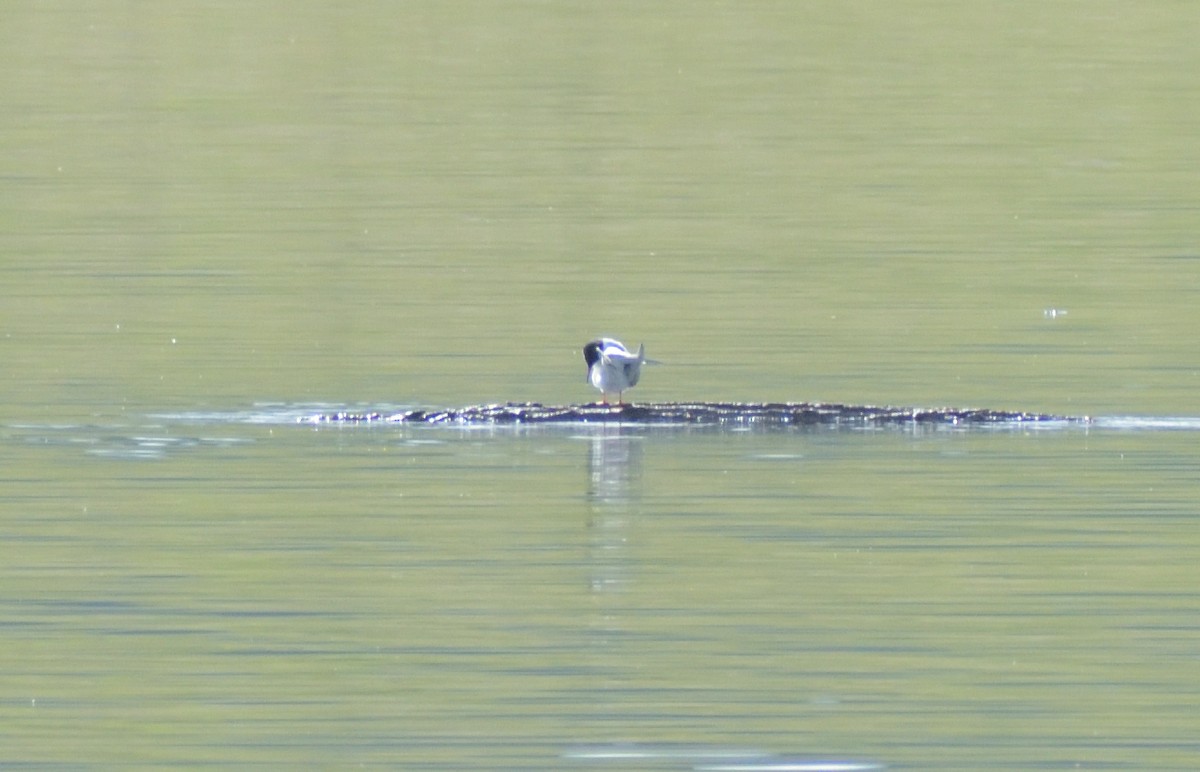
[582,340,603,376]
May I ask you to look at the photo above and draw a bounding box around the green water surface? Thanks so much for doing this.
[3,2,1199,768]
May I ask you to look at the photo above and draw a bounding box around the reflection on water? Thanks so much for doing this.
[585,426,643,594]
[18,406,1200,468]
[576,426,889,772]
[564,743,883,771]
[586,427,645,506]
[10,422,254,460]
[5,408,1200,768]
[1092,416,1200,431]
[5,0,1200,763]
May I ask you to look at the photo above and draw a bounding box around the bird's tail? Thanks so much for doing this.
[637,343,664,365]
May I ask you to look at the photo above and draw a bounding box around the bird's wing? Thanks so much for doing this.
[622,361,642,386]
[601,347,641,366]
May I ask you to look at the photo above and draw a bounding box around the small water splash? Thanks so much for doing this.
[84,435,251,460]
[1090,415,1200,431]
[562,744,883,771]
[301,401,1070,427]
[121,406,1200,435]
[150,403,413,426]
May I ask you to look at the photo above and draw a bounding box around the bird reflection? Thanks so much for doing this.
[585,425,643,593]
[586,427,643,504]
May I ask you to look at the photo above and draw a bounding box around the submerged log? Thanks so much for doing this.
[303,401,1073,428]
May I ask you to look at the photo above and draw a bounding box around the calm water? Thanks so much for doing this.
[4,2,1200,769]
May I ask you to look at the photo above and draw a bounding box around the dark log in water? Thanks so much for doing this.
[303,402,1073,428]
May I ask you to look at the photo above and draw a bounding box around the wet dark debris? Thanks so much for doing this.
[302,401,1072,428]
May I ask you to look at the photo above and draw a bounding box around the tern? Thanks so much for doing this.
[583,338,646,405]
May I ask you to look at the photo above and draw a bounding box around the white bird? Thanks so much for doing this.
[583,337,646,405]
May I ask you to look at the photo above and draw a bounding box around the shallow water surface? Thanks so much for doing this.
[4,0,1200,768]
[4,411,1200,768]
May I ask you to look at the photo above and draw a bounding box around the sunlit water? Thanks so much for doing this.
[5,1,1200,768]
[5,408,1200,768]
